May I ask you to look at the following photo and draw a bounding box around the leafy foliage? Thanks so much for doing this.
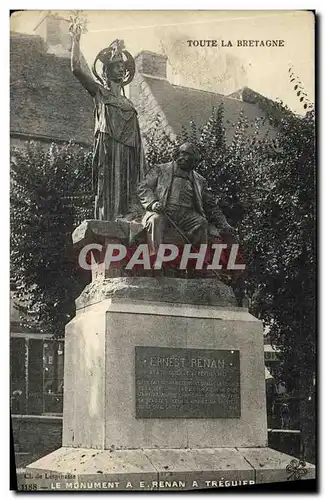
[240,92,316,462]
[11,141,93,337]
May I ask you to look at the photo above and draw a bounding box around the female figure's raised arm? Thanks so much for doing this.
[71,31,98,97]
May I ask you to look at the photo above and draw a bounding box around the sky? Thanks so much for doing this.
[10,10,315,114]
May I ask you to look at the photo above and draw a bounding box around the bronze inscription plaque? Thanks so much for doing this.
[135,346,240,419]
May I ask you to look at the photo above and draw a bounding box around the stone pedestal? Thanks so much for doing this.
[24,279,315,489]
[22,221,315,489]
[61,296,267,450]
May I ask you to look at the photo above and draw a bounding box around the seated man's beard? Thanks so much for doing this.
[179,161,194,171]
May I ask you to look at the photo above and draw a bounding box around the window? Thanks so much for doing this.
[10,336,64,415]
[43,340,64,414]
[265,350,279,361]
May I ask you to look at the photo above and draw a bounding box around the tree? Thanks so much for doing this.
[239,76,315,463]
[10,141,93,337]
[143,82,315,462]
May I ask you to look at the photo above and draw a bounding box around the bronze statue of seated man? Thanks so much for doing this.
[137,142,234,255]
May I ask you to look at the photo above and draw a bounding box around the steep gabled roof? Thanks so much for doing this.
[141,75,275,140]
[10,31,94,145]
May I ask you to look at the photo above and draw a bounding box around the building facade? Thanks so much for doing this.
[10,14,93,149]
[129,50,276,144]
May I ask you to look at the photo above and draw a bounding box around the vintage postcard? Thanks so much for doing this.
[10,10,316,492]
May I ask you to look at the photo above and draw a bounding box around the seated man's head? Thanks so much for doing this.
[175,142,198,171]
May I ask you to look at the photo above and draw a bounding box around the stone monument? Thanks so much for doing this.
[23,21,315,491]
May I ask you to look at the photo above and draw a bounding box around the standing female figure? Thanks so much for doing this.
[70,29,143,221]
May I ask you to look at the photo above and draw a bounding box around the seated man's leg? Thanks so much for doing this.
[191,217,208,246]
[177,210,208,246]
[143,212,167,254]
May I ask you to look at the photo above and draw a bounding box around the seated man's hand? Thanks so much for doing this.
[152,201,163,213]
[221,223,235,235]
[208,224,220,237]
[221,224,238,243]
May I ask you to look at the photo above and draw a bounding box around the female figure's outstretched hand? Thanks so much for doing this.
[69,11,86,42]
[69,13,97,97]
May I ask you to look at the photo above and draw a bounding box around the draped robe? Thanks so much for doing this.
[92,85,144,221]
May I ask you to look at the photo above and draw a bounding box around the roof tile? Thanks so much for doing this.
[142,75,274,141]
[10,32,94,145]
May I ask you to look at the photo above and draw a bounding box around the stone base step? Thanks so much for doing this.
[17,446,315,491]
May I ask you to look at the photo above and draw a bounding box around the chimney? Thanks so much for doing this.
[34,13,72,57]
[134,51,168,79]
